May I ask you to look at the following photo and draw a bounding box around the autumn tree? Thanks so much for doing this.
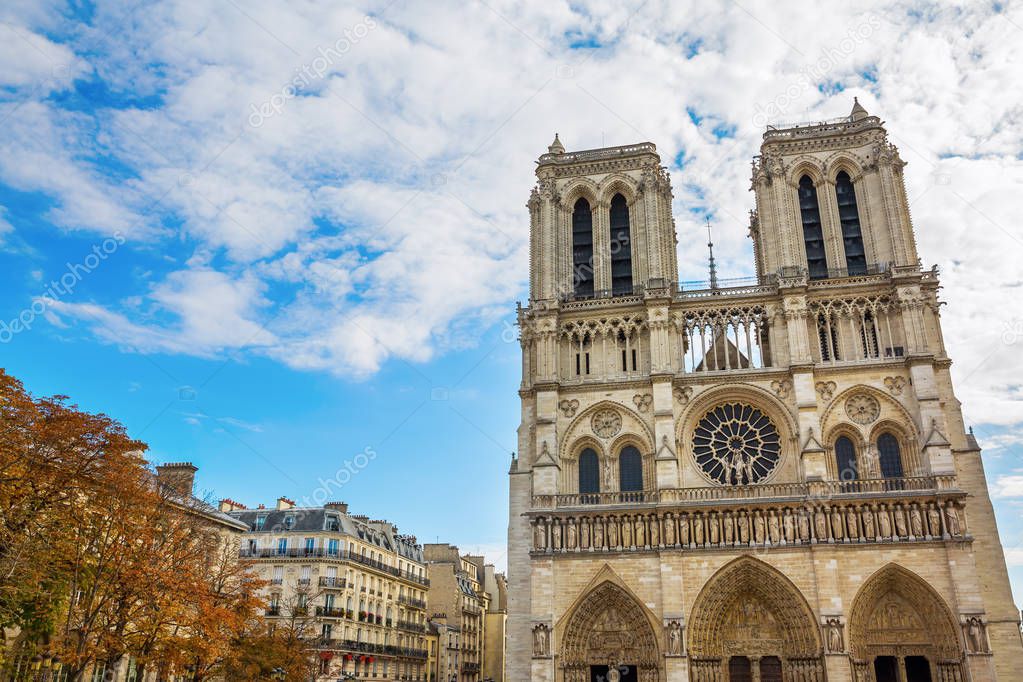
[0,370,267,680]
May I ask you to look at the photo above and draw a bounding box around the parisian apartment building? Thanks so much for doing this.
[224,498,432,681]
[422,545,492,682]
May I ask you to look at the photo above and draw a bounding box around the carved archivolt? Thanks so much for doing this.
[560,580,660,681]
[687,557,824,682]
[848,564,964,669]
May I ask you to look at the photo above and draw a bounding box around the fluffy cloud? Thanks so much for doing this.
[991,474,1023,499]
[2,1,1023,411]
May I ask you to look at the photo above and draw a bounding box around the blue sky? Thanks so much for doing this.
[2,1,1022,588]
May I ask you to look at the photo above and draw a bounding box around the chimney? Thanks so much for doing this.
[219,498,247,512]
[156,462,197,497]
[324,501,349,513]
[276,496,295,511]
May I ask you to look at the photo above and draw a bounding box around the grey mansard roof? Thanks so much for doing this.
[228,506,424,563]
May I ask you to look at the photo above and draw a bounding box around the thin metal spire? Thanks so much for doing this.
[706,218,719,290]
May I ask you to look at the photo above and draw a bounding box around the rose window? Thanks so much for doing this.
[692,402,781,485]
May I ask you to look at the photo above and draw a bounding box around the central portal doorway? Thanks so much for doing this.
[589,664,637,681]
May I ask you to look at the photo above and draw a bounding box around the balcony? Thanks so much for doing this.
[462,662,481,674]
[532,475,959,510]
[319,576,347,589]
[323,640,429,659]
[398,595,427,610]
[237,547,431,587]
[316,606,346,619]
[396,620,427,634]
[265,606,281,616]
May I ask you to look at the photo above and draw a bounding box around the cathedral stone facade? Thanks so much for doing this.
[506,102,1023,682]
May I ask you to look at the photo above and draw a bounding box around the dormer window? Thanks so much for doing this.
[255,513,268,530]
[284,515,295,530]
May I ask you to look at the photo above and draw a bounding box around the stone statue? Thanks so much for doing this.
[552,521,563,550]
[797,509,810,542]
[830,507,844,540]
[946,503,962,536]
[724,513,735,545]
[534,522,547,551]
[845,506,859,540]
[580,518,590,549]
[879,506,892,538]
[738,513,750,545]
[603,458,615,492]
[693,514,705,546]
[894,506,908,538]
[768,512,780,544]
[664,514,675,546]
[532,624,550,657]
[927,504,942,537]
[679,515,690,546]
[910,506,924,537]
[966,617,985,653]
[814,508,828,541]
[608,518,619,547]
[666,621,682,656]
[862,507,875,539]
[708,514,720,545]
[826,619,844,653]
[754,513,766,544]
[566,520,577,549]
[593,518,605,549]
[649,516,660,546]
[622,516,634,547]
[783,510,795,543]
[635,516,645,547]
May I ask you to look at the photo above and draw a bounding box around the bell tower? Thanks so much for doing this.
[527,136,678,304]
[749,99,920,280]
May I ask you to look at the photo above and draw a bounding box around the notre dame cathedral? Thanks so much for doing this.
[506,101,1023,682]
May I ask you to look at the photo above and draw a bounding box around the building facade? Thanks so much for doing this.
[228,500,431,681]
[482,565,508,682]
[424,545,491,682]
[507,103,1023,682]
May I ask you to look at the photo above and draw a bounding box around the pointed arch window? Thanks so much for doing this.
[618,445,643,493]
[609,193,633,296]
[877,432,904,479]
[798,175,828,279]
[578,448,600,498]
[572,198,594,298]
[835,171,867,275]
[835,436,858,481]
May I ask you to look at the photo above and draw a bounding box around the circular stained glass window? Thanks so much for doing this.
[692,402,781,485]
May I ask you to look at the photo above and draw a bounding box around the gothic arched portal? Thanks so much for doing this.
[559,579,660,682]
[848,564,964,682]
[687,556,825,682]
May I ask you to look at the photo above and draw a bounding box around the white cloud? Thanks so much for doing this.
[0,0,1021,409]
[45,268,276,356]
[0,206,12,243]
[991,474,1023,499]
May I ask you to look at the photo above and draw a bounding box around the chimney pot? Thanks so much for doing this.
[156,462,198,497]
